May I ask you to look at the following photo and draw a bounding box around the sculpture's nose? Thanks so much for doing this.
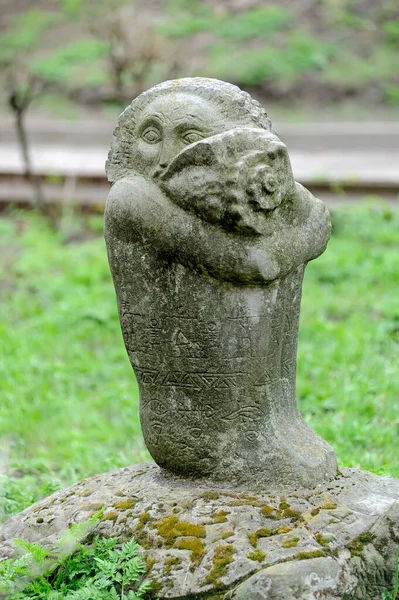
[159,142,171,169]
[159,138,180,170]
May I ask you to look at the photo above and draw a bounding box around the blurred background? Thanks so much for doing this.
[0,0,398,519]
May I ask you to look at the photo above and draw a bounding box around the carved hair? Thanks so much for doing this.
[106,77,273,184]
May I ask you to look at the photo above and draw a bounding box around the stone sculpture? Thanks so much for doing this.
[1,79,398,600]
[104,77,337,488]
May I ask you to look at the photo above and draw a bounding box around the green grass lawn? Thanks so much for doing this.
[0,203,398,521]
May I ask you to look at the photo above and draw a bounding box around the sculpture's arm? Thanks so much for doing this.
[272,182,331,271]
[104,175,280,285]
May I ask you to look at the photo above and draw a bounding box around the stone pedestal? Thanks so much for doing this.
[1,464,398,600]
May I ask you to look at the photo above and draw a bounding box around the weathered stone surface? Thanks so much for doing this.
[104,77,337,488]
[1,464,398,599]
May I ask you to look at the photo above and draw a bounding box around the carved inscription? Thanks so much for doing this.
[135,367,243,389]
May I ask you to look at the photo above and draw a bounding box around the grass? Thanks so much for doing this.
[0,202,398,520]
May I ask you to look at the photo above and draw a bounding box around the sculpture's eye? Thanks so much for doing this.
[142,127,161,144]
[182,131,203,145]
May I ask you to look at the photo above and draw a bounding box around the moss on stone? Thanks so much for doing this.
[347,532,375,557]
[174,537,206,566]
[203,491,220,500]
[100,511,118,521]
[149,579,163,595]
[82,502,104,512]
[212,510,229,524]
[310,507,320,516]
[132,529,153,549]
[113,498,136,510]
[220,530,234,540]
[247,549,265,562]
[282,507,302,522]
[163,555,182,576]
[315,533,327,546]
[202,544,235,587]
[132,512,153,549]
[320,500,338,510]
[296,550,325,560]
[248,528,273,547]
[260,505,281,519]
[277,524,293,534]
[76,488,93,497]
[240,494,261,503]
[138,512,151,526]
[282,536,300,548]
[155,515,206,545]
[145,555,157,573]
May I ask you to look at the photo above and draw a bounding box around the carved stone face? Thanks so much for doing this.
[132,92,230,179]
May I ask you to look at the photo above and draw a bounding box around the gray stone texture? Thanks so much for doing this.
[104,77,337,488]
[1,465,398,599]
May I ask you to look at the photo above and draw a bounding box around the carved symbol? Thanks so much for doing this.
[147,422,163,446]
[253,369,278,386]
[136,368,244,389]
[135,367,160,385]
[282,359,296,378]
[223,406,263,423]
[172,329,201,357]
[147,400,169,416]
[244,430,259,442]
[188,428,203,439]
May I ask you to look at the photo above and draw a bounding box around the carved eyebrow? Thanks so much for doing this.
[174,118,208,131]
[138,114,163,129]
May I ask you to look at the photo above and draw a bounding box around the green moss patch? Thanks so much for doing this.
[315,533,327,546]
[277,524,293,534]
[202,491,220,500]
[220,530,234,540]
[282,536,300,548]
[154,515,206,546]
[100,511,118,521]
[247,549,265,562]
[260,504,282,519]
[212,510,229,523]
[347,532,375,557]
[174,538,206,566]
[202,544,235,587]
[163,555,182,576]
[296,550,325,560]
[248,528,273,547]
[112,498,136,510]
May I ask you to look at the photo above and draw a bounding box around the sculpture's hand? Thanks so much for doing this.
[105,175,281,285]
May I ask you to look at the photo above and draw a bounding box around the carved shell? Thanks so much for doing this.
[159,128,295,234]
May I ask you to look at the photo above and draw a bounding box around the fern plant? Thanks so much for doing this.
[0,513,153,599]
[382,549,399,600]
